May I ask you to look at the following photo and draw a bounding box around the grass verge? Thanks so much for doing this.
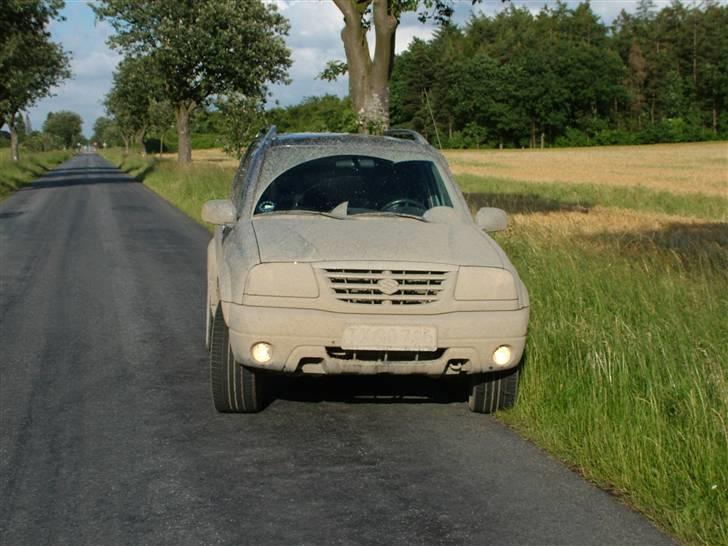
[101,149,233,228]
[103,148,727,545]
[0,149,74,201]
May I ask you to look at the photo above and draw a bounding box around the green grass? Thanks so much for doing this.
[105,149,727,545]
[496,225,727,545]
[101,149,232,228]
[0,149,74,201]
[457,174,728,221]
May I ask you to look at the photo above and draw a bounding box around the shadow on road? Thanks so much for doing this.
[26,167,139,190]
[272,374,469,405]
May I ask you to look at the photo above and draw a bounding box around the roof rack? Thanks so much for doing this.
[383,128,429,145]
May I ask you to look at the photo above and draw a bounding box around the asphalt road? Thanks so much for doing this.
[0,154,673,545]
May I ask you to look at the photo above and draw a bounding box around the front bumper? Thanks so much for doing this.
[224,303,528,376]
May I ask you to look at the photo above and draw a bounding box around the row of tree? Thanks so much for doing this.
[389,0,728,148]
[94,0,291,164]
[2,110,85,152]
[1,1,71,161]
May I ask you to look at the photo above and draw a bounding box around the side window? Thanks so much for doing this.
[231,142,258,210]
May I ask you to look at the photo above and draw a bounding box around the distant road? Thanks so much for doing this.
[0,154,673,545]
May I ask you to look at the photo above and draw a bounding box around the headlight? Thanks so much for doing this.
[454,267,517,300]
[492,345,512,366]
[251,342,273,364]
[244,263,319,298]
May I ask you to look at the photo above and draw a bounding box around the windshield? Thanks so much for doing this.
[254,155,453,217]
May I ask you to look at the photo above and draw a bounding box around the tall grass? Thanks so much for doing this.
[0,149,73,201]
[105,149,727,544]
[496,225,727,544]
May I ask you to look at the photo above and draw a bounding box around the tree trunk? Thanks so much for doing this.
[8,114,20,162]
[713,102,718,135]
[540,131,545,149]
[530,120,536,148]
[159,132,164,158]
[176,102,195,164]
[334,0,397,134]
[136,129,147,156]
[122,135,130,157]
[692,24,698,85]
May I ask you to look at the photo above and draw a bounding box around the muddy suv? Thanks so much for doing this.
[202,127,529,413]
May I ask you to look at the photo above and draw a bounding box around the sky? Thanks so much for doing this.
[24,0,663,137]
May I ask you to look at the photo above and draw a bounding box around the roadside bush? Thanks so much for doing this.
[23,133,65,152]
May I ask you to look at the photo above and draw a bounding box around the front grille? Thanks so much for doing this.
[323,268,448,305]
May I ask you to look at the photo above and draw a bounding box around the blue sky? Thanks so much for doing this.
[25,0,659,136]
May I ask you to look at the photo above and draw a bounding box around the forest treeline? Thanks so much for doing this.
[389,0,728,148]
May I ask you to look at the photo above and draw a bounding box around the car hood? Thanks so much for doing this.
[251,216,505,267]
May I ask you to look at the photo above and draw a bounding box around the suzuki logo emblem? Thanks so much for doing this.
[377,278,399,295]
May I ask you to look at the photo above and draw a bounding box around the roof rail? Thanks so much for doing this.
[384,128,429,145]
[257,125,277,142]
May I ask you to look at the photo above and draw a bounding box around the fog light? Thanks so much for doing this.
[251,342,272,364]
[492,345,512,366]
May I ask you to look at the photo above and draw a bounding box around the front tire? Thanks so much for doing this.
[209,306,267,413]
[467,366,520,414]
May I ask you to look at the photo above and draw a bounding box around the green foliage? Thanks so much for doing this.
[42,111,83,148]
[94,0,291,106]
[0,0,70,160]
[104,55,163,151]
[22,131,65,152]
[215,95,266,158]
[94,0,292,161]
[268,95,358,133]
[390,1,728,148]
[317,60,348,82]
[91,116,122,147]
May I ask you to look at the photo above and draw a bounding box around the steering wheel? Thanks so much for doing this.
[382,198,426,212]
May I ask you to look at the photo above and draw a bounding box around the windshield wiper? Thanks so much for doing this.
[257,209,347,220]
[351,211,426,222]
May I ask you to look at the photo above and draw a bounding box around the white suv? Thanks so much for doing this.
[203,128,529,413]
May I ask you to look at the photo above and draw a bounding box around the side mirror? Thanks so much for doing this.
[475,207,508,232]
[202,199,236,225]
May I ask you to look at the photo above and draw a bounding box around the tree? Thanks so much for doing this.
[147,98,175,156]
[326,1,505,134]
[43,111,82,148]
[104,55,162,155]
[93,0,291,164]
[92,116,123,147]
[0,0,70,161]
[216,95,266,159]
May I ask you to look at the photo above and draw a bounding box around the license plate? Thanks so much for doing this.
[341,325,437,351]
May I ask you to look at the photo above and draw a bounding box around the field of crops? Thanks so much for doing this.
[103,141,728,545]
